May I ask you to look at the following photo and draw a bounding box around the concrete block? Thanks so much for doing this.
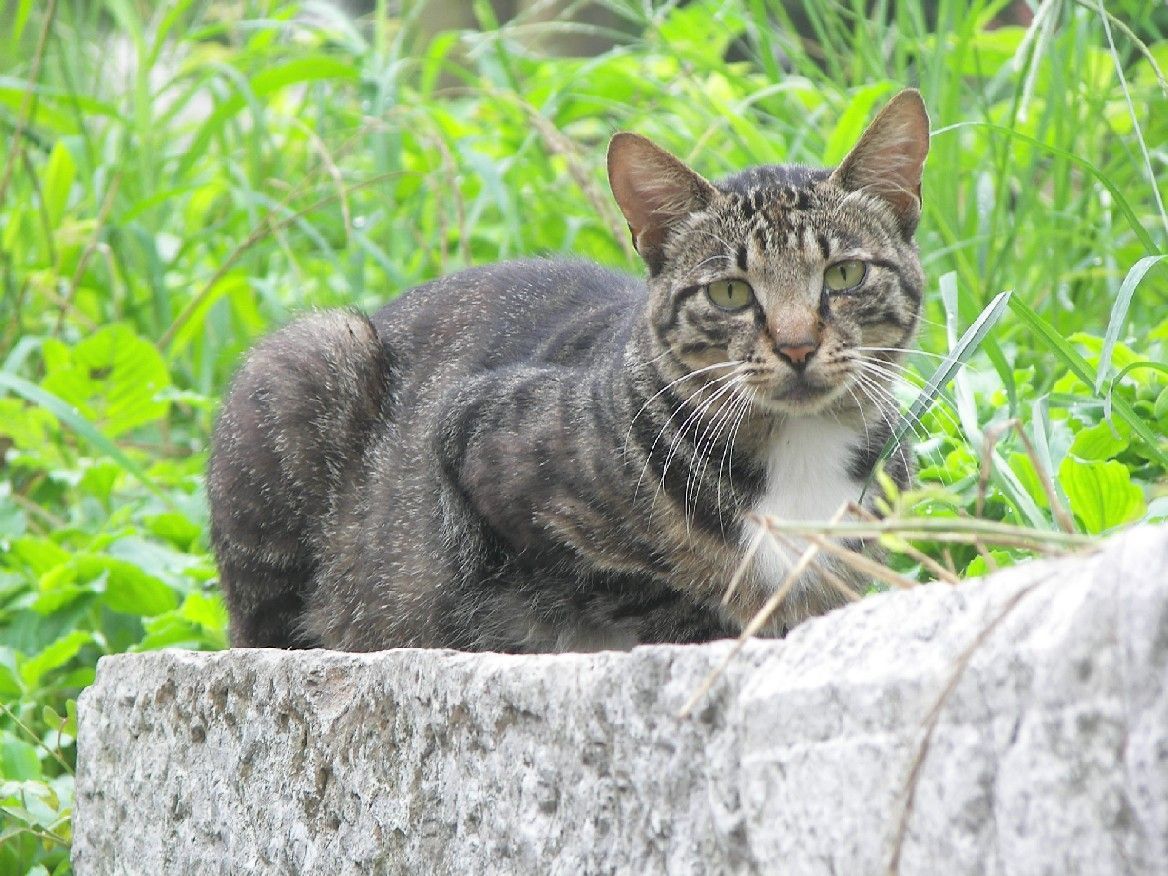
[73,525,1168,875]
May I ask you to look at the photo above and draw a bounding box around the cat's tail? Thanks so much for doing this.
[207,310,393,647]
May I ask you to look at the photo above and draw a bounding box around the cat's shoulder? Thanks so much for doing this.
[401,258,639,301]
[368,258,644,362]
[372,258,644,328]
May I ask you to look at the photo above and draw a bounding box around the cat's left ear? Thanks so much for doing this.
[608,133,718,274]
[830,89,930,236]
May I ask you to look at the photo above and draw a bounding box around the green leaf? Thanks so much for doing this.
[1010,296,1168,469]
[9,538,70,577]
[41,706,64,735]
[0,598,93,656]
[57,666,96,690]
[29,580,90,615]
[1058,458,1146,534]
[1155,386,1168,421]
[252,56,359,93]
[41,324,172,438]
[144,511,202,549]
[78,458,121,503]
[0,777,68,829]
[1069,421,1128,461]
[180,55,360,175]
[19,630,93,688]
[166,273,249,357]
[106,534,206,591]
[179,591,227,631]
[1107,361,1168,423]
[43,554,178,617]
[133,616,209,652]
[939,272,981,442]
[0,493,28,540]
[0,373,169,503]
[97,557,178,616]
[0,738,41,781]
[656,2,746,64]
[1008,453,1049,510]
[964,549,1020,578]
[39,141,76,228]
[0,649,20,698]
[64,700,78,738]
[11,0,34,42]
[0,398,59,453]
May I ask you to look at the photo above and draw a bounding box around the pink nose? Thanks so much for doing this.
[777,342,818,367]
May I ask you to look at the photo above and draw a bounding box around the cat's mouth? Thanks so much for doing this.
[774,381,826,402]
[751,374,844,414]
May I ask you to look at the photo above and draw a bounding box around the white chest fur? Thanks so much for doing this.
[747,416,864,589]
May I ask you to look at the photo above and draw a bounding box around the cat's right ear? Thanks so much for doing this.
[608,133,717,275]
[829,89,930,236]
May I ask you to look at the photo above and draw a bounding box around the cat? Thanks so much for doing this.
[207,89,929,653]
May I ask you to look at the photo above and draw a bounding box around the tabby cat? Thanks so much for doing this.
[208,89,929,652]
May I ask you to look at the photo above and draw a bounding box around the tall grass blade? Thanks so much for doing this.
[866,289,1012,496]
[933,121,1158,253]
[1095,255,1166,394]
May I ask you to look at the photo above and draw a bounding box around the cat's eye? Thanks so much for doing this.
[705,279,755,311]
[824,260,867,292]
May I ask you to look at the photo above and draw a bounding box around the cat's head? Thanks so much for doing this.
[608,89,929,415]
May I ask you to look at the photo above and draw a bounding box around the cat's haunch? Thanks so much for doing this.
[208,89,929,652]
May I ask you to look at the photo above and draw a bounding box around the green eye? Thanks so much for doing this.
[705,279,754,311]
[824,260,867,292]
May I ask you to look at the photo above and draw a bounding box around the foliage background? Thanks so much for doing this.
[1,0,1166,871]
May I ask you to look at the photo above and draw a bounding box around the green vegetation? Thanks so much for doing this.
[1,0,1165,870]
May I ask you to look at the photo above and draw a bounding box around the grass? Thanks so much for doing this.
[0,0,1166,871]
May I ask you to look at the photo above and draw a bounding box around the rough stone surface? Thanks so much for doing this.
[74,525,1168,875]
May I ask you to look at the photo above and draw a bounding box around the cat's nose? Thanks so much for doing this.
[776,340,818,370]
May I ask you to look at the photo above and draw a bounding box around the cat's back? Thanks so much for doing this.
[369,258,643,375]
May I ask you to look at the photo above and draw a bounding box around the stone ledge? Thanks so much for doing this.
[73,525,1167,875]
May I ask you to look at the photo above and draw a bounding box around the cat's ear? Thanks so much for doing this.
[830,89,930,235]
[608,133,718,274]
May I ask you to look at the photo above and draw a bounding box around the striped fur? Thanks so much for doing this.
[208,90,930,651]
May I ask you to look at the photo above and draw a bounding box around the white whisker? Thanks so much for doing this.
[844,385,872,451]
[687,228,740,252]
[850,374,927,476]
[850,357,960,425]
[852,372,946,474]
[657,375,747,530]
[635,367,746,505]
[689,383,753,527]
[855,345,949,362]
[724,388,756,518]
[692,253,734,272]
[622,359,742,458]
